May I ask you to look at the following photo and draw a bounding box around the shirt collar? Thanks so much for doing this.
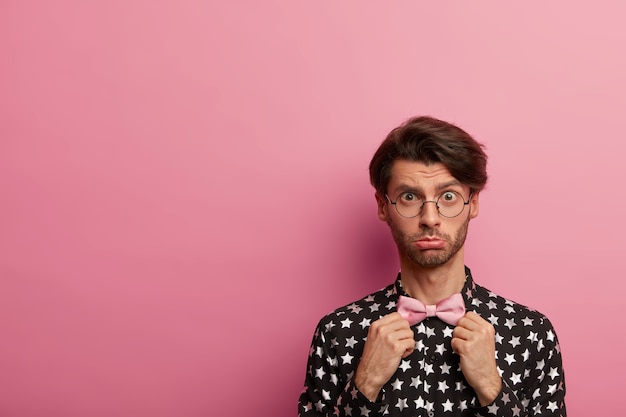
[392,266,476,307]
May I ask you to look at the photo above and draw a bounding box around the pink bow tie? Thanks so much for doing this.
[397,293,465,326]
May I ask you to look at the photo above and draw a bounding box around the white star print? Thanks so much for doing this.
[359,318,371,329]
[315,346,323,357]
[548,367,560,379]
[345,336,357,349]
[510,372,521,385]
[423,362,434,376]
[522,316,534,326]
[324,321,335,332]
[314,400,324,412]
[414,396,425,409]
[340,352,354,365]
[410,376,421,388]
[369,302,380,312]
[391,378,403,390]
[440,363,451,374]
[509,336,521,348]
[399,360,411,372]
[442,399,454,412]
[505,318,516,329]
[459,400,467,411]
[547,401,558,412]
[359,405,370,416]
[340,318,353,328]
[346,303,362,314]
[504,353,516,365]
[330,373,338,385]
[536,359,545,370]
[415,339,425,352]
[315,367,326,379]
[537,338,545,351]
[395,398,408,411]
[437,380,449,393]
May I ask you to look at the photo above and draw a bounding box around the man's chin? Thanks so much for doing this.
[410,253,451,268]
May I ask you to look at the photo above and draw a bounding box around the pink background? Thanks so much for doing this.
[1,2,624,416]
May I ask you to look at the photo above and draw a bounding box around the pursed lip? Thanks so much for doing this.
[414,237,446,249]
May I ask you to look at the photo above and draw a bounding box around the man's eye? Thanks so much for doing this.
[400,192,418,202]
[441,191,458,202]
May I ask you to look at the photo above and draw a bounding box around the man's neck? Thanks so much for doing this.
[399,254,467,305]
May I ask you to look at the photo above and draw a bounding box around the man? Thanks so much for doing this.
[298,116,566,416]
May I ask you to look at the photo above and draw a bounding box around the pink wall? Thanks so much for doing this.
[1,2,624,416]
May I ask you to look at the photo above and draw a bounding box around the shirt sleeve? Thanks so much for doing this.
[298,317,389,417]
[469,380,527,417]
[471,317,567,417]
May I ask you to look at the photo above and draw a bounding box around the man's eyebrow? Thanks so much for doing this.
[392,180,464,194]
[435,180,464,191]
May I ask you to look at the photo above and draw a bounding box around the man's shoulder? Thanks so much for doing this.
[472,282,554,325]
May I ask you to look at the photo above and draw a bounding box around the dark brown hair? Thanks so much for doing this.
[369,116,488,196]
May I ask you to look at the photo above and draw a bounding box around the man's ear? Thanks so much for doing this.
[469,192,480,219]
[375,192,389,222]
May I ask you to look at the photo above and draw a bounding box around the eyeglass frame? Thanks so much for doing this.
[384,190,473,219]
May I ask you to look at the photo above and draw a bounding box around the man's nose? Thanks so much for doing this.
[419,201,441,228]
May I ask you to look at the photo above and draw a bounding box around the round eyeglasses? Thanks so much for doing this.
[386,190,472,218]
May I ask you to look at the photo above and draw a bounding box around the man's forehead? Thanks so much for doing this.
[387,160,468,192]
[390,160,454,181]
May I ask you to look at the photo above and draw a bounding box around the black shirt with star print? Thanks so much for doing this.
[298,267,566,417]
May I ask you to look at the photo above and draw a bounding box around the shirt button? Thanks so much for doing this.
[428,411,434,417]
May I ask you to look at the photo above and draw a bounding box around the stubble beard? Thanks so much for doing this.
[390,216,470,268]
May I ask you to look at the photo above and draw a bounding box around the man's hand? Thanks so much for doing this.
[451,311,502,406]
[354,312,415,402]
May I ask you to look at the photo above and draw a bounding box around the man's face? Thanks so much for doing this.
[376,160,479,268]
